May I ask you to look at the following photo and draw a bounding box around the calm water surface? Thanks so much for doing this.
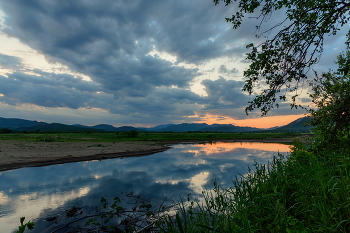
[0,142,290,232]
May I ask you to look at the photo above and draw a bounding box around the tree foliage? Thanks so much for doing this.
[214,0,350,115]
[0,128,13,134]
[308,49,350,148]
[117,130,139,138]
[16,217,34,233]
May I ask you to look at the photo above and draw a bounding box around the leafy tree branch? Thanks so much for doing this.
[307,49,350,149]
[214,0,350,115]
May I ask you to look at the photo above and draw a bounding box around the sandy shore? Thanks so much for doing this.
[0,141,170,172]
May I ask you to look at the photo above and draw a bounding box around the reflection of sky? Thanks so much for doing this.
[0,142,289,233]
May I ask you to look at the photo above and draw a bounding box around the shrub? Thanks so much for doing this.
[117,130,139,138]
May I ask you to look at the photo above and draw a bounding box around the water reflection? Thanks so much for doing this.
[0,142,290,232]
[187,142,290,157]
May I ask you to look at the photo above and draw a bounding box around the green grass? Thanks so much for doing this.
[159,140,350,232]
[0,132,306,142]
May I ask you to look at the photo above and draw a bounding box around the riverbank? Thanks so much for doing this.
[0,138,299,172]
[0,141,170,172]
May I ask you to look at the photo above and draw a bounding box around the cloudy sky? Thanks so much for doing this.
[0,0,347,128]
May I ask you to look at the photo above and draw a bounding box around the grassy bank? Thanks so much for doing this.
[159,140,350,232]
[0,132,306,142]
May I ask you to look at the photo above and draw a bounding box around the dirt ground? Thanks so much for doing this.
[0,141,170,172]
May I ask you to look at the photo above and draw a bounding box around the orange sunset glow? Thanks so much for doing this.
[197,114,306,128]
[187,142,291,157]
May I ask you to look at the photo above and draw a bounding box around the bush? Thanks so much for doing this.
[0,128,13,134]
[117,130,139,138]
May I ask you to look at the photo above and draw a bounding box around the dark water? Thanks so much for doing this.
[0,142,290,232]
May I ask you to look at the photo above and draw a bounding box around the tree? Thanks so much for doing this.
[307,49,350,148]
[117,130,139,138]
[214,0,350,115]
[0,128,12,134]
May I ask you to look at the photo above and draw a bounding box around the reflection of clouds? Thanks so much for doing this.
[219,164,235,173]
[155,178,184,185]
[155,171,209,195]
[190,172,209,194]
[0,191,9,205]
[184,142,290,157]
[18,192,38,201]
[1,142,289,232]
[2,186,92,233]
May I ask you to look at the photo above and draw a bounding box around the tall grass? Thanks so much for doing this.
[159,140,350,232]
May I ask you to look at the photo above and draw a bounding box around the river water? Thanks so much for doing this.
[0,142,290,232]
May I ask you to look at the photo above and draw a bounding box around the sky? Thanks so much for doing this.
[0,0,347,128]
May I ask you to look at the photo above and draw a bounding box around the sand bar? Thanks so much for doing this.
[0,140,170,172]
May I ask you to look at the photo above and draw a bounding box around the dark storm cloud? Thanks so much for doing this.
[0,73,94,109]
[0,53,22,69]
[14,69,100,92]
[0,64,294,123]
[218,65,239,76]
[201,77,251,110]
[0,0,244,98]
[106,80,258,122]
[0,68,205,122]
[91,55,199,97]
[106,87,205,121]
[0,0,327,124]
[149,1,242,63]
[0,1,182,97]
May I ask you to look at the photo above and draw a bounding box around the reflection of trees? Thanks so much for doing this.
[48,191,175,233]
[32,171,195,232]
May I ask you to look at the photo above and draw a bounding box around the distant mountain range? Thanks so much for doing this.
[0,117,48,129]
[0,116,313,133]
[153,123,260,132]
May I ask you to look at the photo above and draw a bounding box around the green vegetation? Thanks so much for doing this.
[116,130,139,138]
[157,42,350,232]
[0,128,13,134]
[158,141,350,232]
[0,131,304,142]
[12,5,350,230]
[11,0,350,231]
[308,49,350,150]
[214,0,350,115]
[16,217,34,233]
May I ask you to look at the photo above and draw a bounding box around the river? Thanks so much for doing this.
[0,141,290,232]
